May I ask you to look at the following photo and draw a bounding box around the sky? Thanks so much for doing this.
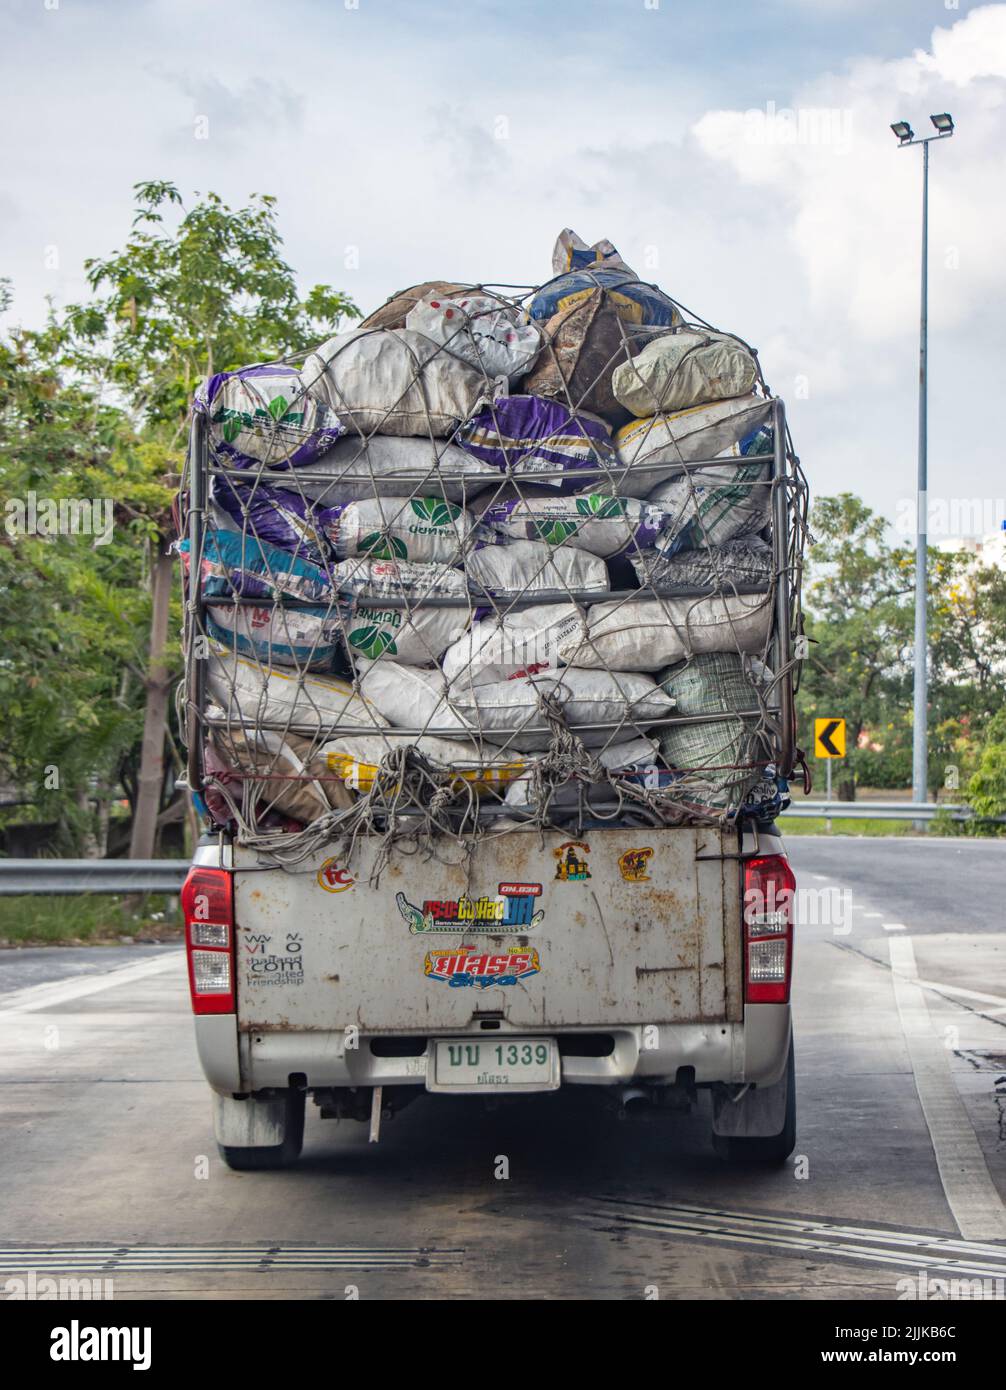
[2,0,1005,537]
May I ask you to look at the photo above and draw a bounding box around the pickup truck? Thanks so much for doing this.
[179,396,804,1170]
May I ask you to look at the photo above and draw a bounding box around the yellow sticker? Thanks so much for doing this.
[618,848,653,882]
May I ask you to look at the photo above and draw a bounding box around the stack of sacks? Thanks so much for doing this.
[186,227,782,826]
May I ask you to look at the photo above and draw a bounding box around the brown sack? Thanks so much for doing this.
[359,281,470,332]
[212,730,354,823]
[522,289,650,425]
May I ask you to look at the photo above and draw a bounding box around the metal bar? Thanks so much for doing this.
[200,706,782,741]
[0,860,189,896]
[187,412,207,797]
[207,585,776,612]
[771,399,795,776]
[206,445,775,490]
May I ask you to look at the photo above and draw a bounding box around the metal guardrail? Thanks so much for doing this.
[781,801,985,822]
[0,860,189,896]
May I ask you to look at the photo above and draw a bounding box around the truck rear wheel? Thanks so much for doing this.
[214,1088,305,1171]
[711,1036,795,1165]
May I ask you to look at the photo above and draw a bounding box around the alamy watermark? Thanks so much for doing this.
[743,101,853,154]
[4,491,113,546]
[895,494,1006,538]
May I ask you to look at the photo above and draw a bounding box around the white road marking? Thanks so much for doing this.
[888,935,1006,1241]
[914,979,1006,1010]
[0,1245,463,1272]
[0,954,180,1015]
[864,912,883,919]
[883,922,907,932]
[593,1198,1006,1282]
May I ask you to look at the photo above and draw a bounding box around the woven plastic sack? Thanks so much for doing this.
[522,292,645,424]
[561,592,773,670]
[631,538,774,590]
[358,281,470,332]
[303,328,487,437]
[455,394,614,488]
[612,330,758,417]
[317,735,529,791]
[211,728,352,822]
[529,229,681,327]
[354,659,464,732]
[657,653,769,812]
[614,396,774,492]
[195,363,345,470]
[649,460,771,555]
[329,556,469,604]
[290,432,499,505]
[212,479,340,566]
[465,540,609,597]
[448,669,675,751]
[205,601,340,671]
[206,647,388,736]
[480,492,666,558]
[342,599,467,665]
[441,604,587,689]
[503,735,658,810]
[406,294,541,382]
[178,529,333,604]
[325,496,475,564]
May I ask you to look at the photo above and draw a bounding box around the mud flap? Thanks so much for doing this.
[712,1040,793,1138]
[213,1091,289,1148]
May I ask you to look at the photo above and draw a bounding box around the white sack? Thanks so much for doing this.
[448,669,675,751]
[354,659,468,733]
[441,604,587,689]
[465,539,609,596]
[303,328,487,437]
[614,396,773,493]
[206,647,388,735]
[290,433,500,505]
[405,294,541,382]
[612,330,758,417]
[560,593,774,670]
[326,496,475,564]
[329,556,471,602]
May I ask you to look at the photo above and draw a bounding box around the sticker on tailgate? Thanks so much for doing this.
[423,948,541,988]
[396,886,544,935]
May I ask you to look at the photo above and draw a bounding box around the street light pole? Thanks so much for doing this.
[890,114,954,817]
[915,135,929,816]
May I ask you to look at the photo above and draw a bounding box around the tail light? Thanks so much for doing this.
[743,855,795,1004]
[182,866,235,1015]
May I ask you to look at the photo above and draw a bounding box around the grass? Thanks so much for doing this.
[0,894,182,946]
[778,815,924,837]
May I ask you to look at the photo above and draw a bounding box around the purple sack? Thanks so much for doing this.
[455,394,615,491]
[214,479,343,568]
[195,363,345,471]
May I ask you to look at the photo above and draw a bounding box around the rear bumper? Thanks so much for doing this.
[195,1007,791,1095]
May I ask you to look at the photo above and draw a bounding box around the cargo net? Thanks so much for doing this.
[178,230,808,867]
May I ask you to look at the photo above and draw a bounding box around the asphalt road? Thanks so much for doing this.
[1,836,1004,1301]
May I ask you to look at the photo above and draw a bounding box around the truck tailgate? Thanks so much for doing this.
[232,826,743,1033]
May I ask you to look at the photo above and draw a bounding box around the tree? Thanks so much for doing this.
[797,493,1006,799]
[0,294,159,853]
[60,182,358,856]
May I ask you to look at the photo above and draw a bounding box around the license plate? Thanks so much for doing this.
[427,1038,560,1093]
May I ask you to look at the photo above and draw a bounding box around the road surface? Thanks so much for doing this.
[1,837,1003,1300]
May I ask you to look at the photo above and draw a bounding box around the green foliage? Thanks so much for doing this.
[798,493,1006,798]
[965,707,1006,832]
[1,182,359,853]
[63,181,359,436]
